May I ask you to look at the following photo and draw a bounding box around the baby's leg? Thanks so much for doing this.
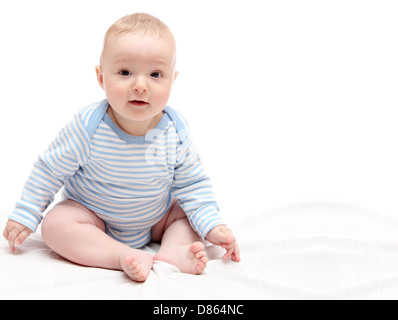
[152,200,208,274]
[41,200,153,282]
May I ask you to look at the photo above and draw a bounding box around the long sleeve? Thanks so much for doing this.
[171,133,225,238]
[9,113,91,232]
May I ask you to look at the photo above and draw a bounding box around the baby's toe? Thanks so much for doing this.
[120,251,153,282]
[196,260,207,274]
[124,255,134,265]
[191,241,205,254]
[137,271,147,281]
[195,250,206,259]
[129,262,140,273]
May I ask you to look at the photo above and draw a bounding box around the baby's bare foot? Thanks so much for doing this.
[119,250,153,282]
[154,242,208,274]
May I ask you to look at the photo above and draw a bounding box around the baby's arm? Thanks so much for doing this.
[3,220,33,252]
[206,225,241,262]
[8,112,90,235]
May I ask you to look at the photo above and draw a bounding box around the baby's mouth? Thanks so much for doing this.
[129,100,149,107]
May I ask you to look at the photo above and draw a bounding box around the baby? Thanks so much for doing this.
[2,13,240,282]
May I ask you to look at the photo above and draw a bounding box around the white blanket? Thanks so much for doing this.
[2,202,398,300]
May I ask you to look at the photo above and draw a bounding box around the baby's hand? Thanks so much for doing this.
[3,219,33,252]
[206,225,241,262]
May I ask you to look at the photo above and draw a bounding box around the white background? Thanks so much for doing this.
[1,0,398,223]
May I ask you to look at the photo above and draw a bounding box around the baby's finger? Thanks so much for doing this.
[232,244,241,262]
[221,238,236,250]
[7,229,20,252]
[223,247,234,261]
[15,229,31,247]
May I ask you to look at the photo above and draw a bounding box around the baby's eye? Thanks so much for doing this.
[119,70,131,76]
[151,72,163,79]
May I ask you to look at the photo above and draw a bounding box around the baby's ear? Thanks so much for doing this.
[95,65,104,89]
[174,71,179,81]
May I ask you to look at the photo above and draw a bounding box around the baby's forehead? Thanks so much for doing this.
[110,31,174,47]
[108,30,175,50]
[103,32,176,65]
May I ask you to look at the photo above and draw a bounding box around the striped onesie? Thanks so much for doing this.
[9,100,224,248]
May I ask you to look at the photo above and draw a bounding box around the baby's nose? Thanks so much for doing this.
[134,86,147,93]
[133,77,148,93]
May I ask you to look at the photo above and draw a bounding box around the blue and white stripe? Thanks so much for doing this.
[9,100,224,248]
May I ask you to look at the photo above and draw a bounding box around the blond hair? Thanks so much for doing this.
[100,13,175,64]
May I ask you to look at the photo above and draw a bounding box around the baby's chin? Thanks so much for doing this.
[127,107,164,120]
[124,107,165,126]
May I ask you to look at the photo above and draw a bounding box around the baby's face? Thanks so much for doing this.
[96,32,177,124]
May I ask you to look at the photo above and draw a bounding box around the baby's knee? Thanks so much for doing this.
[41,208,62,241]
